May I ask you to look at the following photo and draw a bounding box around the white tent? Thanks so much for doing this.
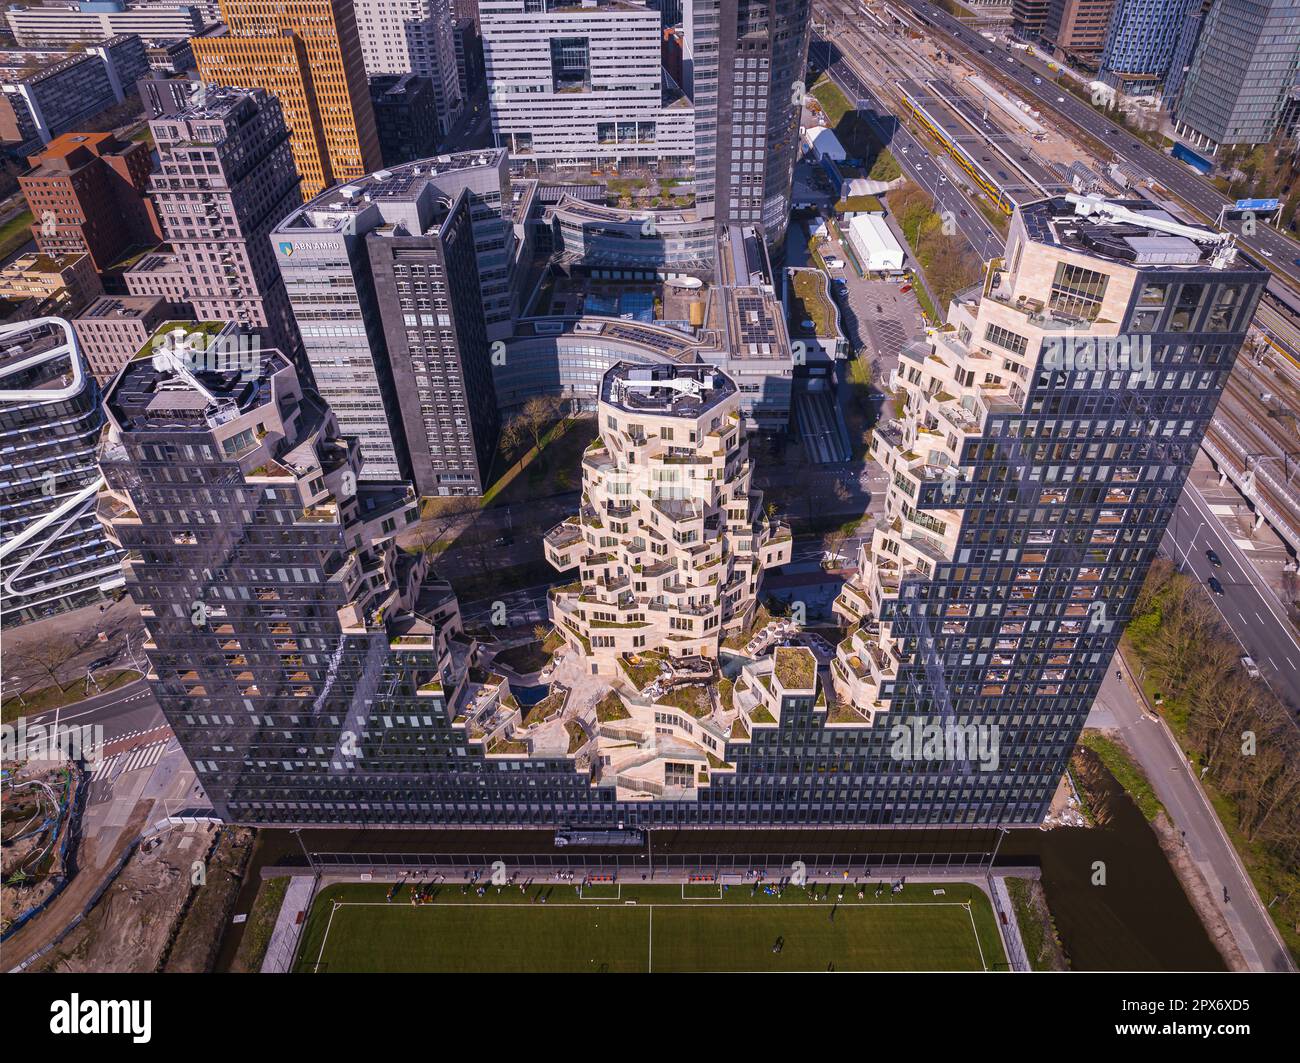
[846,214,904,273]
[803,125,847,162]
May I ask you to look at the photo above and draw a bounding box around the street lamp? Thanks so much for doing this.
[1174,520,1206,573]
[292,828,315,872]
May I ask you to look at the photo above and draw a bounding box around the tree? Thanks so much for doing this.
[15,639,85,695]
[822,526,850,568]
[522,395,562,453]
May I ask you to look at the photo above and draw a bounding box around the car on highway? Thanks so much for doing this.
[1260,249,1273,258]
[959,209,968,217]
[1205,548,1222,568]
[1241,656,1261,679]
[1207,575,1225,596]
[1057,96,1065,103]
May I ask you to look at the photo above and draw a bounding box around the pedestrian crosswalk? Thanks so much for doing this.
[91,739,169,780]
[83,724,170,762]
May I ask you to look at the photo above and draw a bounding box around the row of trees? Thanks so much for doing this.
[888,181,983,313]
[1127,558,1300,877]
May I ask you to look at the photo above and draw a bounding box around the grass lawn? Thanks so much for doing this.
[482,416,597,508]
[2,669,138,724]
[295,881,1005,973]
[230,876,291,973]
[0,208,34,261]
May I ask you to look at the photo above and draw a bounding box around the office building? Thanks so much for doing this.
[1098,0,1200,95]
[1012,0,1050,37]
[191,0,382,198]
[354,0,462,136]
[138,71,197,116]
[6,3,207,48]
[365,188,500,496]
[0,317,122,625]
[72,293,174,383]
[146,38,197,75]
[20,131,160,272]
[1,50,121,149]
[545,361,792,673]
[1041,0,1116,70]
[454,17,484,99]
[480,0,694,170]
[500,217,796,430]
[272,151,512,488]
[130,86,303,359]
[682,0,811,247]
[0,252,103,317]
[829,194,1266,822]
[1173,0,1300,151]
[370,73,440,166]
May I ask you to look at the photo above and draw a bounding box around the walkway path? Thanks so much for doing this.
[261,876,317,973]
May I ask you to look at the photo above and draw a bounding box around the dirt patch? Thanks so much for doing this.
[2,799,150,968]
[1152,814,1249,972]
[162,827,255,972]
[34,825,202,973]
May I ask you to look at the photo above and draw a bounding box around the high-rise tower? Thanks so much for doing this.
[132,87,304,362]
[1,317,123,624]
[191,0,382,197]
[832,195,1267,823]
[683,0,811,248]
[545,361,792,672]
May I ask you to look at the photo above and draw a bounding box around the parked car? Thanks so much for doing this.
[899,284,913,293]
[1205,547,1222,568]
[1207,575,1225,596]
[825,257,846,269]
[1241,655,1261,678]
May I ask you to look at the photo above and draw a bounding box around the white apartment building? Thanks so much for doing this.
[6,4,207,47]
[353,0,463,135]
[545,361,791,675]
[480,0,694,170]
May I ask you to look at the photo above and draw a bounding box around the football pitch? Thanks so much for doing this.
[295,880,1007,973]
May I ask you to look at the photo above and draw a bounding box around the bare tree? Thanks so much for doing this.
[15,640,84,695]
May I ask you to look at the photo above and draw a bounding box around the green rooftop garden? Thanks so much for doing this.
[594,690,631,722]
[774,647,816,690]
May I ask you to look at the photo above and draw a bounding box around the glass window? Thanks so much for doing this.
[1049,262,1109,321]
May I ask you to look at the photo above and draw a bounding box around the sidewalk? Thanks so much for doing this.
[261,876,317,973]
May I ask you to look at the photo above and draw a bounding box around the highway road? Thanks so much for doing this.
[1163,481,1300,717]
[810,35,1004,260]
[896,0,1300,285]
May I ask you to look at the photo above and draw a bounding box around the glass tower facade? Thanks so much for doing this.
[685,0,811,249]
[1098,0,1200,94]
[1174,0,1300,150]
